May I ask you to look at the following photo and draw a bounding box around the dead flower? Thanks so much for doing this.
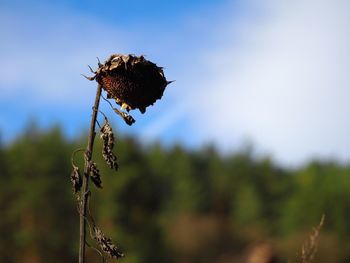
[84,54,172,114]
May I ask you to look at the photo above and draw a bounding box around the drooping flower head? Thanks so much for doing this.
[88,54,172,114]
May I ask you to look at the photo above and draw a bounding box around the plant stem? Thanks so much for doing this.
[79,84,102,263]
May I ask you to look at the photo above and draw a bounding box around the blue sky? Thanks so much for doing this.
[1,0,350,166]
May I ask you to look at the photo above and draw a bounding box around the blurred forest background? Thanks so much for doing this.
[1,124,350,263]
[2,0,350,262]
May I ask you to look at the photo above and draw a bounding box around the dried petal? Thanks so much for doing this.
[100,120,119,170]
[90,162,102,188]
[121,112,135,126]
[94,226,124,259]
[71,166,82,193]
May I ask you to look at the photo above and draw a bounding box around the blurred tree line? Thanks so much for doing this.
[0,125,350,263]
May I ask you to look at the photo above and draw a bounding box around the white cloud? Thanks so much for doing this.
[178,0,350,165]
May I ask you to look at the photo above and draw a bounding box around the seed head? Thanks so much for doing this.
[87,54,171,114]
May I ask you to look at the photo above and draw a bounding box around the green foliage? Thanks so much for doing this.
[0,127,350,262]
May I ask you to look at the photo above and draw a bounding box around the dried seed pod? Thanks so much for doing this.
[100,119,118,170]
[90,162,102,188]
[71,165,82,193]
[87,54,172,114]
[94,226,124,259]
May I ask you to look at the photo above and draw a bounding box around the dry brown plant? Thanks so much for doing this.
[70,54,171,262]
[298,215,325,263]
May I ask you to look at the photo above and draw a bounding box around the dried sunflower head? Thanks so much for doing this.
[87,54,172,114]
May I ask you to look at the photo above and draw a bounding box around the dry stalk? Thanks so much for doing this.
[299,214,325,263]
[79,83,103,263]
